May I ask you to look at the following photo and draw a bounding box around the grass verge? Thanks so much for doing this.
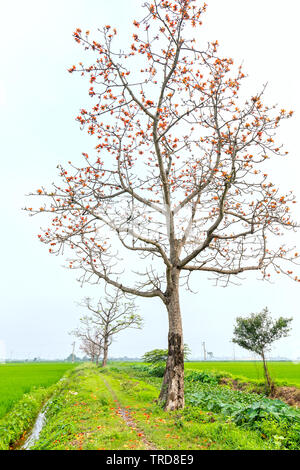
[32,364,282,450]
[32,364,148,450]
[117,364,300,450]
[103,368,276,450]
[0,370,73,450]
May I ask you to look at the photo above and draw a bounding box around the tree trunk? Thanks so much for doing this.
[261,351,274,395]
[102,338,109,367]
[159,269,184,411]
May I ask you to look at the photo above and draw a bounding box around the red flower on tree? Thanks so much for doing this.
[28,0,298,411]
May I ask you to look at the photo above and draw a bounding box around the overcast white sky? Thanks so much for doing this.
[0,0,299,361]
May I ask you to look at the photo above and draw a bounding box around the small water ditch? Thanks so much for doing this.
[20,403,49,450]
[20,376,68,449]
[11,375,68,450]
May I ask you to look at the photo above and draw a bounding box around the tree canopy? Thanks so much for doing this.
[143,344,191,364]
[232,307,293,357]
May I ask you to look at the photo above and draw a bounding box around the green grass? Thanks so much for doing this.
[113,363,300,450]
[103,368,276,450]
[185,361,300,387]
[32,364,147,450]
[32,364,287,450]
[0,362,76,418]
[0,383,61,449]
[4,363,299,450]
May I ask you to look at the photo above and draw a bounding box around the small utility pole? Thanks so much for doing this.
[202,342,207,361]
[230,341,236,361]
[71,342,75,363]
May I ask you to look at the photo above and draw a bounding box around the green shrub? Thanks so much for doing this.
[259,417,300,450]
[148,364,165,377]
[130,363,165,377]
[185,370,219,385]
[130,364,151,372]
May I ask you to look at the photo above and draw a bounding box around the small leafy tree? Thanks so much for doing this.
[143,349,169,364]
[143,344,191,364]
[232,308,292,393]
[143,345,191,382]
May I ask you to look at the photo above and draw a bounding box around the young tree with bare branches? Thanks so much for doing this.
[80,290,142,367]
[28,0,299,410]
[72,317,103,365]
[79,336,102,364]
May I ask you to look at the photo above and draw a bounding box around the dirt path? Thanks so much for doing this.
[101,377,158,451]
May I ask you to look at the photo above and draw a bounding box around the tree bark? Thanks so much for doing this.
[102,337,109,367]
[159,269,184,411]
[261,351,274,395]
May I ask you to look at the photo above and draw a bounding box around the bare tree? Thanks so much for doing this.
[80,290,142,367]
[27,1,299,410]
[71,317,102,365]
[79,337,102,364]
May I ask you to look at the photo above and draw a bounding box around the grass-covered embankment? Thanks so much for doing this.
[102,367,277,450]
[31,364,149,450]
[0,366,75,450]
[30,363,292,450]
[123,364,300,450]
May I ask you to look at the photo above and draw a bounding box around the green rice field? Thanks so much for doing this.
[185,361,300,387]
[0,362,76,418]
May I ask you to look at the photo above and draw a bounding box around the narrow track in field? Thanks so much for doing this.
[101,377,157,451]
